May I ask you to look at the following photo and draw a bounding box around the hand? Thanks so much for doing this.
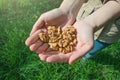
[39,20,94,64]
[25,8,75,53]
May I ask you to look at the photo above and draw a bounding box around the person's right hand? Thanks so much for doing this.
[25,8,75,53]
[37,20,94,64]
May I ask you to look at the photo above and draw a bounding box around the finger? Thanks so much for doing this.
[39,51,58,61]
[46,53,71,63]
[30,16,44,35]
[30,40,43,51]
[46,48,53,52]
[64,16,75,27]
[36,43,49,54]
[68,51,82,64]
[25,30,42,46]
[69,44,93,64]
[39,54,48,61]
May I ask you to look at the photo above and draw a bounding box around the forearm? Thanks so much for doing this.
[59,0,87,17]
[84,1,120,31]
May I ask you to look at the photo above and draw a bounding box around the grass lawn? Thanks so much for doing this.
[0,0,120,80]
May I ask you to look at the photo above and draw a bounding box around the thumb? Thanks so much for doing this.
[30,16,44,36]
[68,50,83,64]
[69,43,93,64]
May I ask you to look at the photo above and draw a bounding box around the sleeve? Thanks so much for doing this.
[116,0,120,4]
[104,0,120,4]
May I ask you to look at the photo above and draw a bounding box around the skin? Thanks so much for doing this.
[25,8,75,52]
[25,0,86,49]
[25,0,86,61]
[25,0,120,64]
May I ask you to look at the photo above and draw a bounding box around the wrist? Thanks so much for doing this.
[58,7,76,21]
[59,0,74,15]
[83,16,97,32]
[75,20,94,34]
[58,7,69,16]
[59,0,87,18]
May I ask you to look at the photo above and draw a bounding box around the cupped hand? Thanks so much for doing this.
[25,8,75,53]
[39,20,94,64]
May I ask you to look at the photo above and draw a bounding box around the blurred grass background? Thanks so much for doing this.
[0,0,120,80]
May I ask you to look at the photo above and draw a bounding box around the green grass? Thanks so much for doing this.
[0,0,120,80]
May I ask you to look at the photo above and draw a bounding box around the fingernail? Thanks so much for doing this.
[25,40,28,46]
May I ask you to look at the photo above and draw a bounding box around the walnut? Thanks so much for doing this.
[63,26,76,34]
[58,46,73,54]
[65,45,73,52]
[49,36,59,43]
[59,48,66,54]
[38,26,77,54]
[62,34,73,41]
[49,43,59,51]
[47,26,62,37]
[38,32,49,42]
[58,39,69,48]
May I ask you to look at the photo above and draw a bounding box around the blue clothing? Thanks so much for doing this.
[82,40,111,60]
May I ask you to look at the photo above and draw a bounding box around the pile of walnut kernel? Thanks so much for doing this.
[38,26,77,54]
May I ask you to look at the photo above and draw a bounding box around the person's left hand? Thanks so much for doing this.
[25,8,75,54]
[39,20,94,64]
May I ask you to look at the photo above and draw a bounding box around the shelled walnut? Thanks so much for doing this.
[38,32,49,43]
[38,26,77,54]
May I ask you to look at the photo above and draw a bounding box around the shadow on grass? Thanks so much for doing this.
[92,48,120,72]
[83,45,120,79]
